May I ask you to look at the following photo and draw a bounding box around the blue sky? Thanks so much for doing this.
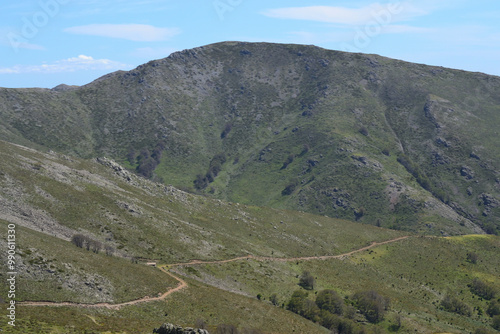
[1,0,500,88]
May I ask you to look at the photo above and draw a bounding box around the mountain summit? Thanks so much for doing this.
[1,41,499,235]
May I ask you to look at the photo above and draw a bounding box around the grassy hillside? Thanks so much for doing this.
[1,140,499,333]
[0,42,499,235]
[174,235,500,333]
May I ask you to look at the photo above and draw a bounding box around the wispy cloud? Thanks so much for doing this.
[64,24,180,42]
[0,55,129,74]
[0,27,45,51]
[262,2,428,25]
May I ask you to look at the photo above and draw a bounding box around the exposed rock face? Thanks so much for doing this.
[153,323,210,334]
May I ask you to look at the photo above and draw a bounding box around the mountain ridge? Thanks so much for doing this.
[1,41,499,235]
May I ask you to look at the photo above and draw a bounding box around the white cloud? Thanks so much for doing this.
[0,55,130,74]
[262,2,428,25]
[64,24,181,42]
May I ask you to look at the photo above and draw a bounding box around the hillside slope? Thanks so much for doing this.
[0,42,499,234]
[0,140,499,333]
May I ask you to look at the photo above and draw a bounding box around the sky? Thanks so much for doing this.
[1,0,500,88]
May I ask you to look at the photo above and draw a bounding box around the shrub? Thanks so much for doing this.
[470,278,496,300]
[487,300,500,317]
[441,295,472,317]
[89,240,102,253]
[194,153,227,189]
[467,252,479,264]
[194,174,209,190]
[474,328,493,334]
[282,182,297,196]
[71,234,87,248]
[105,245,114,256]
[127,148,137,164]
[281,154,295,170]
[221,123,232,139]
[359,126,369,136]
[269,293,279,306]
[493,315,500,331]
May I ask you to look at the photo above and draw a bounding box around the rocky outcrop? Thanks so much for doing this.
[153,323,209,334]
[460,166,475,180]
[96,157,133,182]
[479,193,500,216]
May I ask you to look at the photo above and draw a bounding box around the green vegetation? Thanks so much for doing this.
[1,42,500,333]
[1,42,499,235]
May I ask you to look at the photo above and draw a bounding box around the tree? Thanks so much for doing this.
[352,290,389,323]
[269,293,279,306]
[136,157,157,178]
[318,310,341,330]
[299,271,315,290]
[316,289,344,315]
[71,234,86,248]
[470,278,496,300]
[287,290,308,314]
[302,299,321,321]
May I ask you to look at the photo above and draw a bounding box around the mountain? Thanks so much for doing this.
[1,41,499,236]
[1,139,499,334]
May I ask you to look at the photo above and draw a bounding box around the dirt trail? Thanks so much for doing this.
[169,236,410,267]
[19,236,409,309]
[19,268,187,310]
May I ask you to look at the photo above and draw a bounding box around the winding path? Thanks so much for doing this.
[19,269,187,310]
[19,236,409,310]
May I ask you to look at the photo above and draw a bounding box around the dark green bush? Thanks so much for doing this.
[441,295,472,317]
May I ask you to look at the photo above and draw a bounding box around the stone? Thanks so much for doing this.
[153,323,210,334]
